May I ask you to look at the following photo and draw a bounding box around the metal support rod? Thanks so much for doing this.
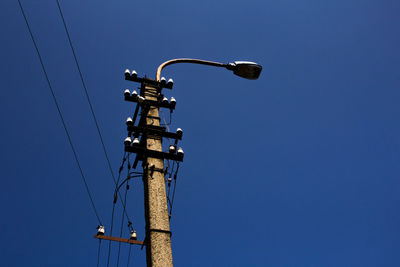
[156,58,226,81]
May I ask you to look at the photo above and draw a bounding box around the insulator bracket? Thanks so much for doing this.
[128,125,182,140]
[125,145,184,162]
[124,95,176,110]
[125,74,173,89]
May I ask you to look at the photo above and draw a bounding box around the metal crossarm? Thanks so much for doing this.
[94,234,145,246]
[124,95,176,110]
[125,74,173,89]
[125,145,184,162]
[128,125,182,140]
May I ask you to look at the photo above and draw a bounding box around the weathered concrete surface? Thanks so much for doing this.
[144,85,173,267]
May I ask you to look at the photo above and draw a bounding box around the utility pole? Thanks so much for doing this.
[143,84,173,266]
[122,73,182,267]
[97,75,181,265]
[114,58,261,266]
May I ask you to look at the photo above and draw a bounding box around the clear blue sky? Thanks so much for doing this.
[1,0,399,266]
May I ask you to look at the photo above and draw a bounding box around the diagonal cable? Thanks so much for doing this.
[55,0,114,182]
[107,153,127,267]
[116,178,130,267]
[17,0,102,224]
[127,244,132,267]
[55,0,132,221]
[169,163,180,219]
[97,240,102,267]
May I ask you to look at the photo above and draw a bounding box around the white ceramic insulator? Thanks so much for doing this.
[97,225,105,234]
[126,117,133,125]
[130,230,137,240]
[124,137,132,145]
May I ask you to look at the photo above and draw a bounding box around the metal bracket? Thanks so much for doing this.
[125,145,183,162]
[125,74,173,89]
[146,164,165,174]
[124,95,176,110]
[94,234,144,246]
[128,125,182,140]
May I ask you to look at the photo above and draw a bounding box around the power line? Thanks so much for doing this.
[127,244,132,267]
[107,202,116,267]
[107,154,127,267]
[97,240,102,267]
[17,0,102,225]
[169,163,180,219]
[55,0,114,182]
[55,0,133,224]
[117,177,130,267]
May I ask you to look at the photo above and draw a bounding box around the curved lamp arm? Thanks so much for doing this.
[156,58,262,81]
[156,58,226,81]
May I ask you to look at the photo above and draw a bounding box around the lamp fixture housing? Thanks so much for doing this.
[226,61,262,80]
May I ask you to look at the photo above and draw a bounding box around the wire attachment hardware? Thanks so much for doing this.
[124,71,173,89]
[97,225,105,235]
[125,144,184,162]
[127,125,183,141]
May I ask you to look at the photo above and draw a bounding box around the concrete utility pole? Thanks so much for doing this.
[143,84,173,267]
[121,58,261,267]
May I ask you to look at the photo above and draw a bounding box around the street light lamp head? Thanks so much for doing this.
[226,61,262,80]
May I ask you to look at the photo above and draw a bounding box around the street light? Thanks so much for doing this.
[156,58,262,81]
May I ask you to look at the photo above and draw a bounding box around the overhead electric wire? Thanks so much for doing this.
[17,0,102,225]
[114,174,142,196]
[97,240,102,267]
[117,156,132,266]
[160,109,172,126]
[117,177,130,267]
[167,174,172,206]
[162,114,172,146]
[55,0,115,182]
[107,153,128,267]
[128,171,144,176]
[55,0,133,224]
[169,163,180,219]
[107,200,116,267]
[121,155,134,232]
[127,244,132,267]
